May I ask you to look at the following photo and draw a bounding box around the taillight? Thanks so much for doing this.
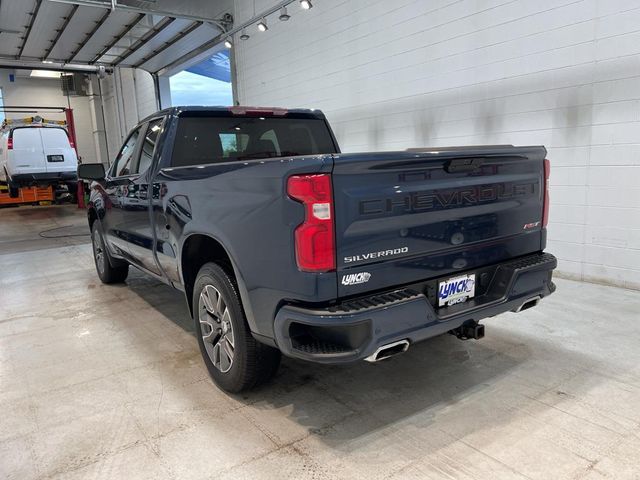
[287,174,336,272]
[7,137,13,150]
[543,158,550,228]
[69,140,75,149]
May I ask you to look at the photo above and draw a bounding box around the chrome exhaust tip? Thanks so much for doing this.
[364,339,410,362]
[514,295,542,313]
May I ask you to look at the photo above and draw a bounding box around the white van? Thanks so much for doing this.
[0,123,78,197]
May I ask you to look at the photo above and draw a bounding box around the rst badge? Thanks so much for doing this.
[438,274,476,306]
[341,272,371,286]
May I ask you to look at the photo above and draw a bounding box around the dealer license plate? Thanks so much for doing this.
[438,273,476,307]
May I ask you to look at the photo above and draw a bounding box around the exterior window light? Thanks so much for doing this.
[257,18,268,31]
[300,0,313,9]
[279,7,291,21]
[224,37,232,48]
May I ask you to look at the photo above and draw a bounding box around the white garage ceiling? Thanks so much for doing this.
[0,0,233,73]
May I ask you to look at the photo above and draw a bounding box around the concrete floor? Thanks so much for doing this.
[1,205,640,480]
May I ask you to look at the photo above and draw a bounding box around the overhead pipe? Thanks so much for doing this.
[46,0,234,28]
[0,57,112,74]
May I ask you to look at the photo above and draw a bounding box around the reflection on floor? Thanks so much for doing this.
[1,205,639,479]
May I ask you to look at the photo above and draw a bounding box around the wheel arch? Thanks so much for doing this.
[180,233,238,318]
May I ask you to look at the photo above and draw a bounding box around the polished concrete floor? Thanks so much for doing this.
[1,205,640,480]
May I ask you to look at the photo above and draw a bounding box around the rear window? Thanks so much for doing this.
[171,115,337,168]
[11,127,43,146]
[40,128,72,148]
[11,127,70,148]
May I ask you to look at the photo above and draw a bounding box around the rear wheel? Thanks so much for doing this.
[193,262,281,393]
[91,223,128,283]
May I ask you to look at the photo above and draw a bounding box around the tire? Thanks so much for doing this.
[65,182,78,204]
[193,262,281,393]
[8,182,19,198]
[91,222,128,284]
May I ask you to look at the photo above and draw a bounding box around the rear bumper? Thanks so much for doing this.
[11,172,77,185]
[274,252,557,364]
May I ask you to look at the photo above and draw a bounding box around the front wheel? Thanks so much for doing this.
[91,223,128,284]
[8,181,19,198]
[193,262,281,393]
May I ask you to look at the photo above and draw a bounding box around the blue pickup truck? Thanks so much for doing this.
[79,106,556,393]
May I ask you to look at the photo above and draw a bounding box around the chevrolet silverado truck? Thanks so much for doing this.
[78,106,556,393]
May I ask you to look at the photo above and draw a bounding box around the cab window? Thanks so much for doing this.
[133,118,163,175]
[110,127,142,177]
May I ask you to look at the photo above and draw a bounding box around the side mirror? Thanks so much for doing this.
[78,163,106,181]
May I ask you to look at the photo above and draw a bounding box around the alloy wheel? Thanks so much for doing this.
[198,284,235,373]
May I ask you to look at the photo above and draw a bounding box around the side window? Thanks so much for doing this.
[110,127,142,177]
[219,133,248,158]
[258,129,280,155]
[133,118,163,175]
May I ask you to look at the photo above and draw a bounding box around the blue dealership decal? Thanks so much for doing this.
[439,278,475,300]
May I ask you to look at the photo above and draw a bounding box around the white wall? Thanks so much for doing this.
[0,67,158,170]
[98,68,158,165]
[0,69,100,164]
[234,0,640,290]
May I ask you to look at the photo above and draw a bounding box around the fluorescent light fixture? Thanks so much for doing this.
[257,18,268,31]
[279,7,290,21]
[30,70,61,78]
[300,0,312,9]
[240,29,250,40]
[41,60,54,64]
[224,37,232,48]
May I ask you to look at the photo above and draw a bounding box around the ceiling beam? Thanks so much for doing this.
[111,16,175,66]
[15,0,43,60]
[67,9,110,62]
[90,12,145,64]
[42,4,79,60]
[132,20,202,69]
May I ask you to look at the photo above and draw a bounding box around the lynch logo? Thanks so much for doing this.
[358,182,536,216]
[344,247,409,264]
[341,272,371,286]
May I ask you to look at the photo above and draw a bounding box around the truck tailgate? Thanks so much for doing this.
[332,146,547,298]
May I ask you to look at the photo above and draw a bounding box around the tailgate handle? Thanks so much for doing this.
[444,158,484,173]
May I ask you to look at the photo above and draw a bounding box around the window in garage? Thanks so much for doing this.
[169,50,232,106]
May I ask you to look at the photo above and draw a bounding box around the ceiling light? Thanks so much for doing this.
[30,70,61,78]
[300,0,313,9]
[279,7,290,21]
[257,18,268,31]
[224,37,232,48]
[41,60,54,64]
[240,29,250,40]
